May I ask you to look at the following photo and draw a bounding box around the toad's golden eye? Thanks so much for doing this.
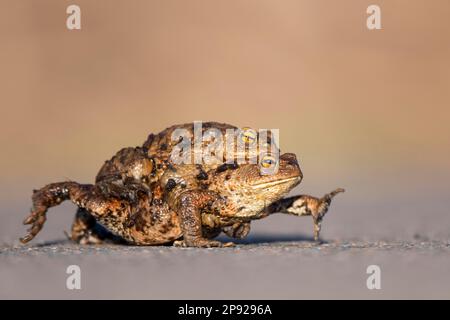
[260,154,277,168]
[240,127,257,144]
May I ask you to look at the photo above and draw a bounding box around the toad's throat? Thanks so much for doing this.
[251,176,300,189]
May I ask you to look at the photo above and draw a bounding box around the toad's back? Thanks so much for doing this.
[143,122,236,162]
[142,122,276,167]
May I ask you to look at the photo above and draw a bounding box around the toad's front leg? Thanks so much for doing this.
[174,190,234,248]
[267,188,344,242]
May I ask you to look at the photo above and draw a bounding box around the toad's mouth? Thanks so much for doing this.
[251,176,300,189]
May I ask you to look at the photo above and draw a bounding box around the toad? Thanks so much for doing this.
[20,122,344,247]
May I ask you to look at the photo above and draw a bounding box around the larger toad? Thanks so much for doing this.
[20,122,344,247]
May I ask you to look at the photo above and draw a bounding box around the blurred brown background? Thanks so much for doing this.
[1,0,449,243]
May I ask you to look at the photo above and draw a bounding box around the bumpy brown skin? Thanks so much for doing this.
[20,122,343,247]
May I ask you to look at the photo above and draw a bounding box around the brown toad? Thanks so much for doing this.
[20,122,344,247]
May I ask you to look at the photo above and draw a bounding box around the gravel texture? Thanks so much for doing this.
[2,239,450,256]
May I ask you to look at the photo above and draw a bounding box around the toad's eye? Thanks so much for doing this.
[260,154,277,168]
[240,127,257,144]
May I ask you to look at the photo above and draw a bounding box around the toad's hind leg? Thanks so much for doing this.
[69,208,125,245]
[21,181,126,244]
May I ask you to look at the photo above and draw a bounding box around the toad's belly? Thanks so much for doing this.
[98,206,183,245]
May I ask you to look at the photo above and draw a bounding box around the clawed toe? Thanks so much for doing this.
[222,241,235,248]
[19,234,33,244]
[173,240,186,247]
[22,209,43,225]
[20,213,46,244]
[23,215,35,225]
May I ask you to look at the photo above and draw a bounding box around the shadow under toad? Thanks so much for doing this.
[28,233,321,248]
[32,239,71,247]
[218,233,323,244]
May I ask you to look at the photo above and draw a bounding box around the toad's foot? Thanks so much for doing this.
[223,222,251,239]
[173,239,235,248]
[65,230,104,245]
[21,182,92,244]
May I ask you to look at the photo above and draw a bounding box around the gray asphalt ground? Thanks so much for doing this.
[2,190,450,299]
[2,237,450,299]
